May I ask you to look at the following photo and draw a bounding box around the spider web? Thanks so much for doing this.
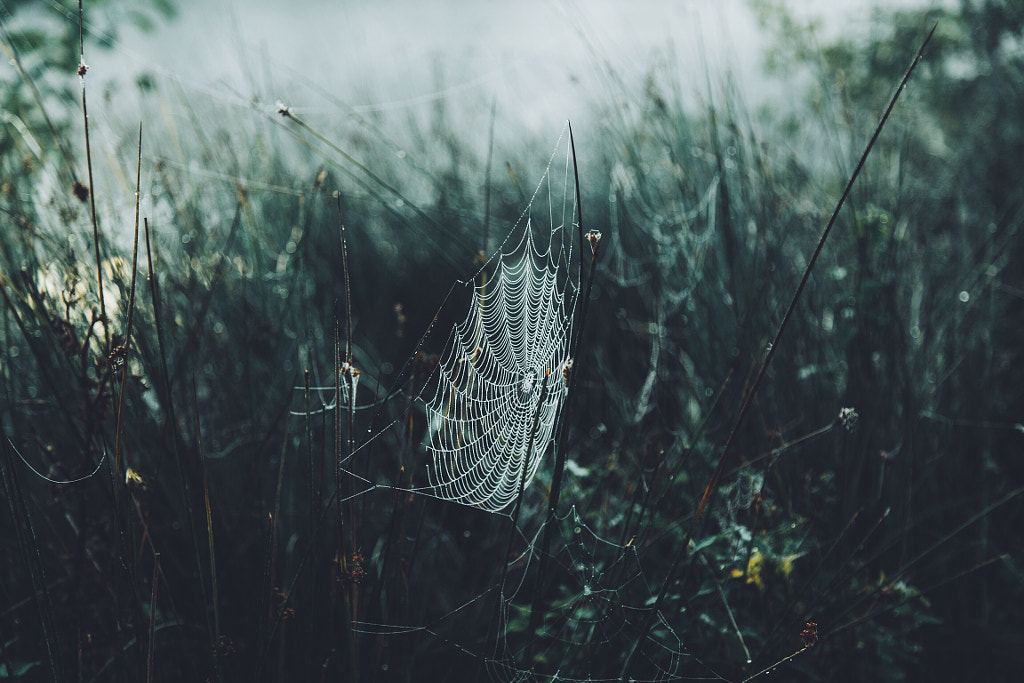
[375,132,719,681]
[283,127,723,682]
[421,216,575,512]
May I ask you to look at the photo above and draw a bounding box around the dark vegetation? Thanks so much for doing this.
[1,0,1022,681]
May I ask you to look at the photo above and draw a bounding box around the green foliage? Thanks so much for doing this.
[1,1,1022,682]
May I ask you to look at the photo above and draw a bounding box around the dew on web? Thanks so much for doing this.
[419,201,577,512]
[283,128,731,683]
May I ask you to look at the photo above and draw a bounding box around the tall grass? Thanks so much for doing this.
[2,3,1022,682]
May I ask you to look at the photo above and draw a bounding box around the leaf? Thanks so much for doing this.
[0,661,40,678]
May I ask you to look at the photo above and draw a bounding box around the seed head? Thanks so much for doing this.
[837,407,858,432]
[800,621,819,648]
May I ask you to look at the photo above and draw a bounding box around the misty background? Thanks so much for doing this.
[2,0,1021,681]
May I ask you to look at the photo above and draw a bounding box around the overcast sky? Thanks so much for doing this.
[88,0,947,139]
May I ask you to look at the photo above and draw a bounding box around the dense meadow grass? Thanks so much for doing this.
[2,2,1023,681]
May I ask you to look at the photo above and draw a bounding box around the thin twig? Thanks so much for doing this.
[146,553,160,683]
[526,125,599,660]
[77,0,108,345]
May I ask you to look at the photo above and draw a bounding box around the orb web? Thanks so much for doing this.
[423,221,576,512]
[280,127,717,682]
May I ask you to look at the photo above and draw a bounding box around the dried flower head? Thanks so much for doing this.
[837,407,858,432]
[339,552,366,586]
[800,621,819,648]
[109,344,129,372]
[270,587,295,622]
[125,467,145,488]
